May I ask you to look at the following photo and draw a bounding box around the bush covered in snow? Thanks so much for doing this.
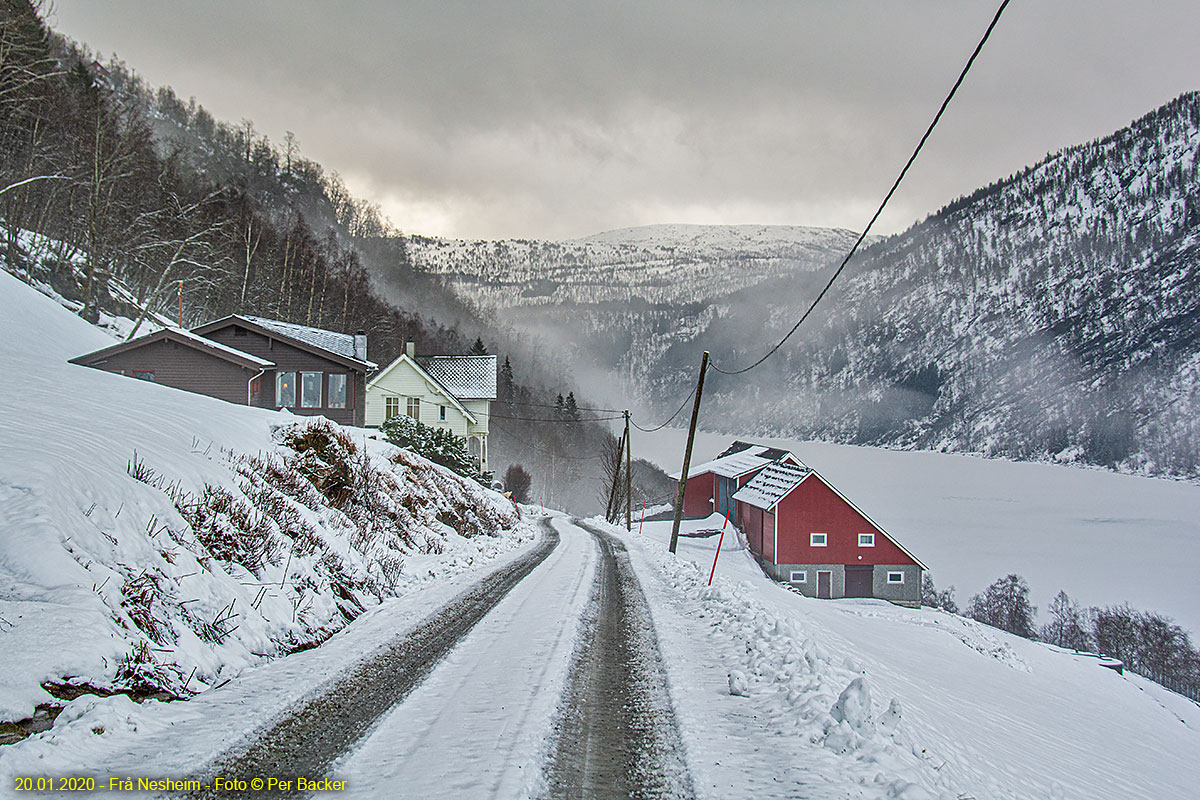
[380,414,490,485]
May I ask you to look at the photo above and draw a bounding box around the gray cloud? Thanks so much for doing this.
[50,1,1200,240]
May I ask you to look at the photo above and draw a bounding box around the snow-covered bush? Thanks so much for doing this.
[380,414,489,484]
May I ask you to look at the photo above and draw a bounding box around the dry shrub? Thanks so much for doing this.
[120,571,175,645]
[176,484,280,576]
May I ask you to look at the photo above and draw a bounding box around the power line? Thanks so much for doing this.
[506,399,624,413]
[710,0,1012,377]
[490,411,625,423]
[490,426,606,462]
[630,384,697,432]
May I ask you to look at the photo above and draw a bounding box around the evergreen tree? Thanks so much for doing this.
[553,393,565,420]
[564,391,580,422]
[469,336,487,356]
[380,414,489,484]
[921,574,958,613]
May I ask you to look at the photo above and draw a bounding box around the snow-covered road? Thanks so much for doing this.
[334,516,594,798]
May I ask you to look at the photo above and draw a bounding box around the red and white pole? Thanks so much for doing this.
[708,511,731,586]
[637,502,646,535]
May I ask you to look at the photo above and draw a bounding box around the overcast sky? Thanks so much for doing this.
[48,1,1200,241]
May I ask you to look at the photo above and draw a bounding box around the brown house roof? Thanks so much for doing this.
[191,315,375,372]
[68,327,275,371]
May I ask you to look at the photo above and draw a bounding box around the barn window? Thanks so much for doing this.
[887,571,905,584]
[301,371,322,408]
[858,533,875,547]
[276,372,296,407]
[328,374,347,408]
[385,397,400,419]
[407,397,421,419]
[810,533,827,547]
[790,570,807,583]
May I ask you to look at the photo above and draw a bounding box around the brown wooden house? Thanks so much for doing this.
[69,315,375,426]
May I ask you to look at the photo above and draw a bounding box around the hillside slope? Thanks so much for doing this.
[0,267,533,724]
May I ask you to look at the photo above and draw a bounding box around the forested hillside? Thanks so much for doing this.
[0,0,650,513]
[668,92,1200,477]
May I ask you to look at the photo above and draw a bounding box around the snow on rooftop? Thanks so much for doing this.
[423,355,497,400]
[670,443,798,481]
[731,461,811,509]
[240,315,375,367]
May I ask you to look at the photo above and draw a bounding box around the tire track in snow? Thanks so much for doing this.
[189,519,560,798]
[544,519,694,800]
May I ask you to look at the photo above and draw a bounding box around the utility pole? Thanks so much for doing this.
[624,409,632,531]
[669,350,709,554]
[606,426,626,523]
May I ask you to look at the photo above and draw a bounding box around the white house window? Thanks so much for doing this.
[276,371,296,407]
[384,397,400,419]
[858,533,875,547]
[328,374,347,409]
[407,397,421,419]
[810,533,827,547]
[440,405,447,421]
[301,371,322,408]
[887,571,905,584]
[790,570,807,583]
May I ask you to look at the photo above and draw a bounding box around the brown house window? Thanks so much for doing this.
[277,371,296,407]
[133,370,155,382]
[328,374,347,409]
[250,377,262,401]
[301,372,322,408]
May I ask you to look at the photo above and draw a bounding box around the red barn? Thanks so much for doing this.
[670,441,801,518]
[733,462,926,607]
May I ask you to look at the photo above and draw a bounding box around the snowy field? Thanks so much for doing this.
[611,513,1200,800]
[632,427,1200,638]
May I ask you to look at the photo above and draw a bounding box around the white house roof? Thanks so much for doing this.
[422,355,497,400]
[670,444,801,481]
[731,462,812,509]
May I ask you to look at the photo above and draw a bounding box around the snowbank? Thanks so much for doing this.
[615,513,1200,799]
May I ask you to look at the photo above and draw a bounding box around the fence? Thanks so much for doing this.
[1132,666,1200,705]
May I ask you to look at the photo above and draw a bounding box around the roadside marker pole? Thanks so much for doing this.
[707,511,731,586]
[638,502,646,535]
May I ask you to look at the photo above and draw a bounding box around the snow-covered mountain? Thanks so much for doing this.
[414,93,1200,479]
[407,223,860,308]
[671,92,1200,477]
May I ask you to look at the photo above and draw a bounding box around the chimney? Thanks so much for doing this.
[406,340,415,358]
[353,330,367,361]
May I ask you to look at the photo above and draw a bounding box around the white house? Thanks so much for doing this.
[365,342,497,470]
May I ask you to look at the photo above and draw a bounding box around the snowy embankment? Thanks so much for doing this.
[632,427,1200,638]
[603,514,1200,800]
[0,267,535,731]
